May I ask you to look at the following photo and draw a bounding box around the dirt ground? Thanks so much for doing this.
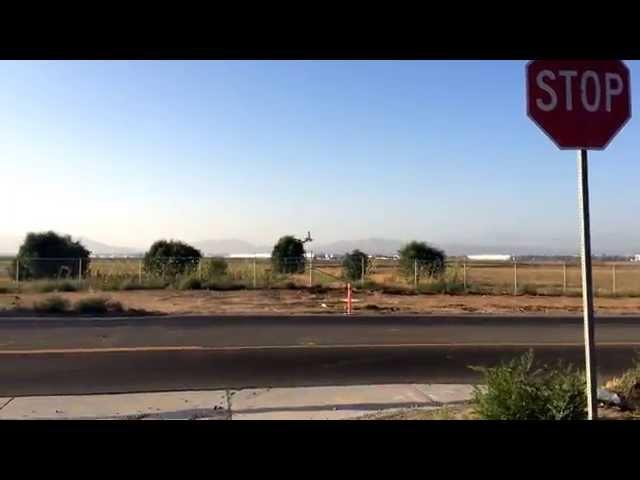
[4,287,640,315]
[360,404,639,420]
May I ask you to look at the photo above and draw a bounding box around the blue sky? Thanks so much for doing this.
[2,60,639,253]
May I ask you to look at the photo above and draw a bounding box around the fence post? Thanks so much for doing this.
[563,262,567,295]
[15,258,20,284]
[139,260,143,283]
[513,260,518,296]
[463,261,467,292]
[253,256,257,289]
[414,259,418,289]
[308,256,313,287]
[78,258,82,281]
[612,264,617,296]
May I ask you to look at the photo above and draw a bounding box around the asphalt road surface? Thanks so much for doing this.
[1,314,639,396]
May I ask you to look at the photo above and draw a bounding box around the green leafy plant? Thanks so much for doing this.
[342,249,369,282]
[10,231,91,280]
[143,239,202,278]
[271,235,305,274]
[605,353,640,410]
[74,296,123,314]
[33,295,71,313]
[398,241,446,282]
[470,350,586,420]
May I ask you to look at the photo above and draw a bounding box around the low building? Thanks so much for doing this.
[466,254,513,262]
[225,253,271,259]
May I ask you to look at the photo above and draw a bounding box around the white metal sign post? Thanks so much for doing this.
[527,60,631,420]
[577,148,597,418]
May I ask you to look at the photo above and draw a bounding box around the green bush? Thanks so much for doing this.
[10,231,91,280]
[605,353,640,403]
[399,241,446,281]
[179,276,202,290]
[470,350,586,420]
[33,296,71,313]
[271,236,305,274]
[74,297,123,314]
[342,249,369,282]
[143,239,202,278]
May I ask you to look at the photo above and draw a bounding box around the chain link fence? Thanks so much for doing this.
[3,256,640,296]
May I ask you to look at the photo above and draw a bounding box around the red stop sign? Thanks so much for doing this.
[527,60,631,149]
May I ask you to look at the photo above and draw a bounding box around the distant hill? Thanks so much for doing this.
[311,238,499,256]
[76,237,142,256]
[312,239,586,257]
[2,233,637,258]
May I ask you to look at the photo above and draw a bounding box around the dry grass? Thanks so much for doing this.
[5,258,640,297]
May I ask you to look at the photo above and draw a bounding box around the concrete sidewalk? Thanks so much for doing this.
[0,384,474,420]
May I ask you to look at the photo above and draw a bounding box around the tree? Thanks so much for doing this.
[143,239,202,277]
[398,241,446,281]
[10,231,91,280]
[271,235,305,274]
[342,249,369,282]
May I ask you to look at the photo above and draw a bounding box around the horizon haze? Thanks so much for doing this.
[1,232,637,257]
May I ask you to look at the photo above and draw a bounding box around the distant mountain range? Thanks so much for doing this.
[76,237,142,256]
[1,234,638,257]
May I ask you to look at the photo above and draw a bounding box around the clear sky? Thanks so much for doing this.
[2,60,639,253]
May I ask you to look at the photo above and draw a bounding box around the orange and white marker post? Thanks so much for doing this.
[346,283,353,315]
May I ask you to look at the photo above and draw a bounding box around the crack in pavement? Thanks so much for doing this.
[0,398,14,411]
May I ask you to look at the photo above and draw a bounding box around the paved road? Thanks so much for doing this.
[0,314,639,396]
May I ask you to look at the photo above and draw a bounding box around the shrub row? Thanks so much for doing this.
[33,296,124,314]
